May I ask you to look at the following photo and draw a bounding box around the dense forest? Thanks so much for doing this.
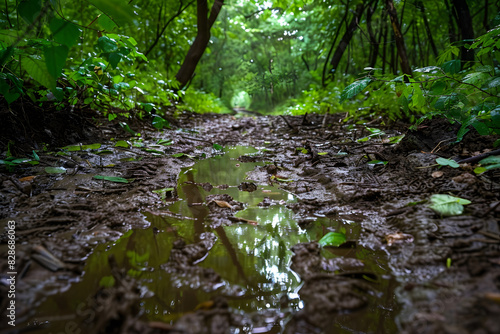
[1,0,499,136]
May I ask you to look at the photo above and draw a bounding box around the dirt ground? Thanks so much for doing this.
[1,102,499,334]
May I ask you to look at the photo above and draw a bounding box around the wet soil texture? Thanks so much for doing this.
[1,111,500,334]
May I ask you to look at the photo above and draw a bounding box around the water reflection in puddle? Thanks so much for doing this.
[28,146,397,333]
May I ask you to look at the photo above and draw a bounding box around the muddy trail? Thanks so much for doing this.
[1,109,500,334]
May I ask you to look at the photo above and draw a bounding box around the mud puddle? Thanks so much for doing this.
[23,146,398,333]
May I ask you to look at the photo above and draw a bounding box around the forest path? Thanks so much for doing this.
[1,112,499,333]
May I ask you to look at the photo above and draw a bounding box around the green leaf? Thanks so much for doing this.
[429,194,471,216]
[152,116,169,130]
[99,275,115,287]
[436,157,460,168]
[32,150,40,161]
[474,166,487,174]
[45,166,67,174]
[98,14,118,32]
[21,56,54,90]
[93,175,129,183]
[18,0,41,24]
[44,45,69,80]
[340,77,372,103]
[317,152,328,156]
[479,155,500,165]
[119,122,138,136]
[442,59,461,74]
[49,18,81,47]
[172,153,194,158]
[114,140,129,148]
[87,0,135,26]
[156,139,172,146]
[213,143,223,151]
[318,232,346,247]
[462,72,489,87]
[98,36,118,53]
[140,102,154,113]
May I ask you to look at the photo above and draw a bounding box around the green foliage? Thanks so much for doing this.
[180,90,232,114]
[429,194,471,216]
[436,158,460,168]
[318,231,346,247]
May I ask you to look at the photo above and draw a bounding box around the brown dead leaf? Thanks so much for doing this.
[484,292,500,303]
[385,232,414,246]
[431,171,443,178]
[213,200,233,209]
[19,175,37,182]
[452,172,476,184]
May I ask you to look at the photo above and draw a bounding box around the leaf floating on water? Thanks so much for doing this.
[318,232,346,247]
[429,194,471,216]
[93,175,129,183]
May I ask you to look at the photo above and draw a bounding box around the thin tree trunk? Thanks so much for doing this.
[322,2,349,86]
[385,0,412,76]
[175,0,224,88]
[417,1,438,58]
[330,3,366,79]
[452,0,475,63]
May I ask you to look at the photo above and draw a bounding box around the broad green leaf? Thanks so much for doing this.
[462,72,489,87]
[317,152,328,156]
[21,56,54,90]
[45,166,66,174]
[49,18,81,47]
[93,175,129,183]
[429,194,471,216]
[99,275,115,288]
[44,45,69,80]
[140,102,154,113]
[98,14,118,32]
[152,116,169,130]
[114,140,129,148]
[388,135,405,144]
[18,0,41,24]
[479,155,500,165]
[318,232,346,247]
[436,157,460,168]
[213,143,223,151]
[442,59,461,74]
[340,77,371,103]
[87,0,135,26]
[98,36,118,53]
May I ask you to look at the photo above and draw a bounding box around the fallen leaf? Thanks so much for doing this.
[484,292,500,303]
[431,171,443,178]
[385,232,414,246]
[213,200,233,209]
[19,175,37,182]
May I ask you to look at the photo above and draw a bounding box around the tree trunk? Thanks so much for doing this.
[385,0,412,76]
[417,1,438,58]
[329,3,366,79]
[451,0,475,64]
[175,0,224,88]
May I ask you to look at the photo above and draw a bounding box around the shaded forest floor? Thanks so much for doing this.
[1,102,500,334]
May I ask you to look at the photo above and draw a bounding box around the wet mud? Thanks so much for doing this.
[1,111,499,333]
